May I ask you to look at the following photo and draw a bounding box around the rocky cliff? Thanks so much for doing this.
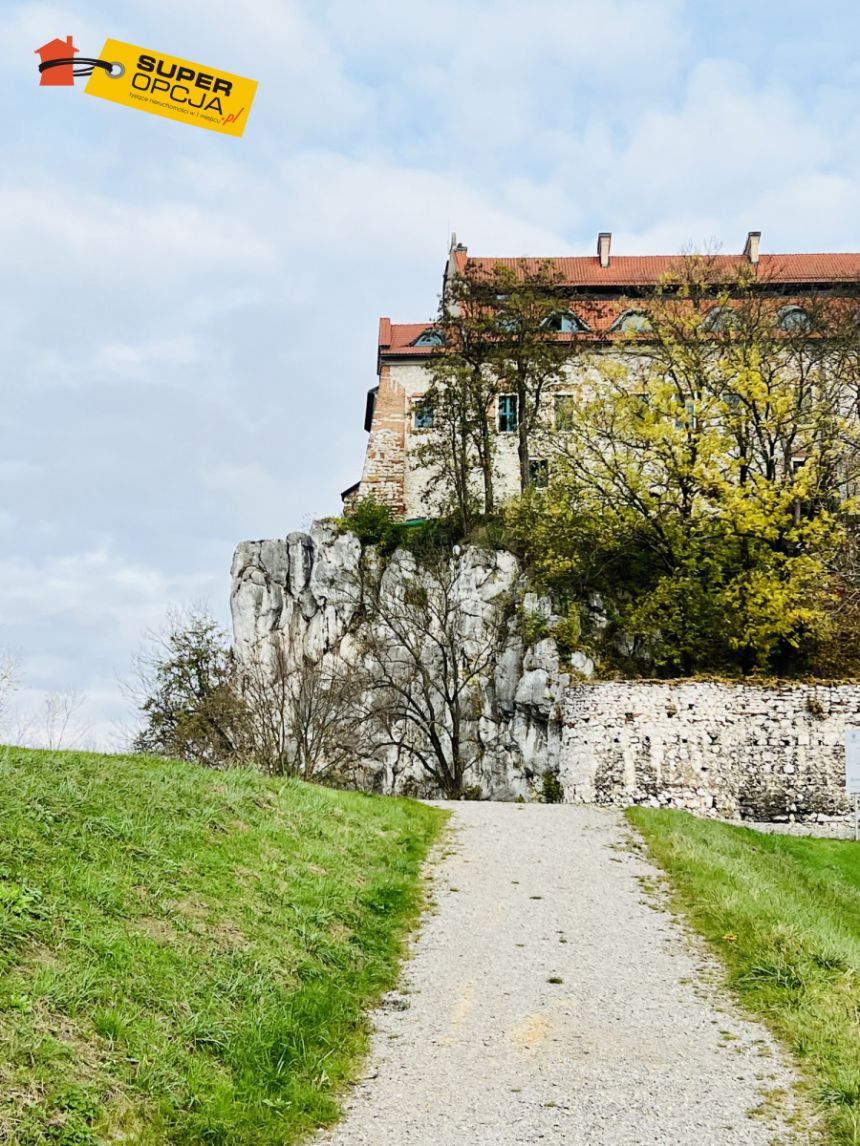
[230,522,579,798]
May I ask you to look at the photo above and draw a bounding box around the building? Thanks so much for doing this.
[345,232,860,521]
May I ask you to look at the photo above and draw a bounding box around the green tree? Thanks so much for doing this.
[420,258,577,528]
[131,606,247,766]
[512,256,860,675]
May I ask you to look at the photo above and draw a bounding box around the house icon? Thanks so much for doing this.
[35,36,78,86]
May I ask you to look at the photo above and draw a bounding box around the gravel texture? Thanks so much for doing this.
[318,803,804,1146]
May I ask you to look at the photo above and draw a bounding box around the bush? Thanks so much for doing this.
[541,769,565,803]
[341,497,397,548]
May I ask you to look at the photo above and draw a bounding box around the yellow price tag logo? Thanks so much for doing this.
[85,39,257,137]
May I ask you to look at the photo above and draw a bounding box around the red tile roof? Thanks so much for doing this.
[461,252,860,287]
[379,248,860,361]
[378,321,439,357]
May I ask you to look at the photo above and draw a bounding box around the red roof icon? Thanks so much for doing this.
[35,36,78,86]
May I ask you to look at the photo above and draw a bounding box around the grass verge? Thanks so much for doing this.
[0,746,445,1145]
[627,808,860,1145]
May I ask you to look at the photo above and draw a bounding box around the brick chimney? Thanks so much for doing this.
[743,231,761,265]
[597,231,612,268]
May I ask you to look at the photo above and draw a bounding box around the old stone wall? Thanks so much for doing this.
[560,680,859,821]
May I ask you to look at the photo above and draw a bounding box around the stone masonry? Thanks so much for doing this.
[561,680,859,821]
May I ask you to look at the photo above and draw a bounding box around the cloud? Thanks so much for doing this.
[3,0,860,749]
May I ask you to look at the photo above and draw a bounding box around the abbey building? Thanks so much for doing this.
[345,233,860,521]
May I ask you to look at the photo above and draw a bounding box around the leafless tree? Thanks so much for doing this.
[356,551,513,798]
[0,651,20,735]
[239,642,367,780]
[40,690,89,751]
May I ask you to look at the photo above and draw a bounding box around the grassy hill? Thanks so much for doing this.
[629,809,860,1146]
[0,747,444,1145]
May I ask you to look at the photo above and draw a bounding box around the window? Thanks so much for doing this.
[542,311,590,334]
[412,329,445,347]
[498,394,518,432]
[778,305,811,332]
[554,394,577,431]
[412,400,435,430]
[702,306,736,333]
[610,309,651,334]
[529,459,549,488]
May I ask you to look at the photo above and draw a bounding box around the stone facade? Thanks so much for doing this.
[352,236,860,521]
[561,680,859,821]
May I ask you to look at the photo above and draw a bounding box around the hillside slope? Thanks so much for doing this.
[0,747,443,1145]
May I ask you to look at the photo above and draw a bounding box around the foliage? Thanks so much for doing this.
[0,746,443,1144]
[131,607,247,766]
[540,769,565,804]
[420,259,579,529]
[341,497,398,549]
[629,808,860,1145]
[507,259,860,676]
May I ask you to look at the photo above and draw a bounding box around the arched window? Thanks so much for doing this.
[542,310,591,334]
[777,305,811,332]
[412,329,445,347]
[702,306,736,333]
[610,309,651,334]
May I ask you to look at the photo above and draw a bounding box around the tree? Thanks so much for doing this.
[512,255,860,675]
[356,550,513,797]
[422,261,502,527]
[238,642,366,780]
[131,606,247,766]
[491,261,570,492]
[420,259,576,527]
[0,651,19,736]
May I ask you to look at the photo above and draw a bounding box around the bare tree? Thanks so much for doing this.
[40,690,89,751]
[239,642,366,780]
[0,651,20,738]
[356,551,513,798]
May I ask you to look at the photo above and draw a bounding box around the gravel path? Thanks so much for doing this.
[318,803,804,1146]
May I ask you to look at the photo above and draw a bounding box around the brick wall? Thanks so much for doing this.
[358,365,407,515]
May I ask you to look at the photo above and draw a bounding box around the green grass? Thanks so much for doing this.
[628,808,860,1145]
[0,746,445,1145]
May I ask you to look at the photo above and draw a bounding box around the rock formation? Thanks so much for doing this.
[230,522,574,798]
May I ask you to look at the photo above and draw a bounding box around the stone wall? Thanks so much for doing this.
[560,680,860,821]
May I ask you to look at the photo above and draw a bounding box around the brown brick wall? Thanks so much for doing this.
[358,365,407,516]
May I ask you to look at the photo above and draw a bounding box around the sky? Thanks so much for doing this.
[3,0,860,747]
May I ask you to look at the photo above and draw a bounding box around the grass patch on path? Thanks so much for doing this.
[0,747,444,1145]
[628,808,860,1145]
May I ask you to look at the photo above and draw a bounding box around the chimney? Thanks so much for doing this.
[743,231,761,265]
[597,231,612,268]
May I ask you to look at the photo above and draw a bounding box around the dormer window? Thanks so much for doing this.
[610,309,651,334]
[542,311,591,334]
[702,306,736,333]
[412,329,445,347]
[777,305,811,332]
